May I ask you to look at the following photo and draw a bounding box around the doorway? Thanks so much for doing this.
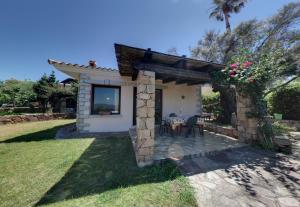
[133,88,162,125]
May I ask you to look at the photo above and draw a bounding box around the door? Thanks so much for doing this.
[155,89,163,124]
[133,88,163,125]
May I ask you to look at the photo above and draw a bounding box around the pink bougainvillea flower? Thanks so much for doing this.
[242,61,252,68]
[229,74,235,78]
[229,70,235,76]
[230,63,238,69]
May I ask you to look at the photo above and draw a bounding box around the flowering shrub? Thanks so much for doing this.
[212,49,288,150]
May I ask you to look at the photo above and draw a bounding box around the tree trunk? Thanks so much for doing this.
[224,12,231,32]
[213,83,236,124]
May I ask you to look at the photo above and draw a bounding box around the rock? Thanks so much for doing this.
[274,135,292,153]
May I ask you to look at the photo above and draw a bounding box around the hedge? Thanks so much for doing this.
[266,81,300,120]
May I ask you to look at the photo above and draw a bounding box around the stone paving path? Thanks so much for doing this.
[154,131,245,161]
[290,132,300,159]
[176,146,300,207]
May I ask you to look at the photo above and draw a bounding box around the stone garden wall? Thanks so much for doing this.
[134,70,155,167]
[0,113,73,125]
[278,120,300,131]
[204,122,238,138]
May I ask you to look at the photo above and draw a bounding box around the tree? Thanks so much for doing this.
[209,0,248,32]
[0,79,36,107]
[33,71,78,113]
[192,2,300,123]
[166,47,179,55]
[33,74,54,112]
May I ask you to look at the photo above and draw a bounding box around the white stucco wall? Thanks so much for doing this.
[80,71,134,132]
[51,62,202,132]
[86,85,134,132]
[161,82,201,119]
[85,79,201,132]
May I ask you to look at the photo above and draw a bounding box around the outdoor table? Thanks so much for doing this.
[201,112,212,120]
[166,117,185,136]
[166,116,205,136]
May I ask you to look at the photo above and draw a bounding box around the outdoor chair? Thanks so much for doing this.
[159,120,171,135]
[181,116,204,137]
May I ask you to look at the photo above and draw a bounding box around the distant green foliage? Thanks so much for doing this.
[202,92,220,105]
[33,71,78,113]
[266,81,300,120]
[0,79,36,107]
[202,92,222,116]
[0,72,78,114]
[0,111,21,116]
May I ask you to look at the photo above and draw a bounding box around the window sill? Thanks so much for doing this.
[89,114,123,118]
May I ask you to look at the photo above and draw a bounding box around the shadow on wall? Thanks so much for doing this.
[35,137,181,206]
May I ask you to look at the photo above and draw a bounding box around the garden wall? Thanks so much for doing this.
[204,122,238,138]
[0,113,75,125]
[278,120,300,131]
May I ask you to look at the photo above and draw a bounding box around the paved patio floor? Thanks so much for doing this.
[154,131,245,161]
[177,146,300,207]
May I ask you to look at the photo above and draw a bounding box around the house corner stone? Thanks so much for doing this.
[77,73,91,132]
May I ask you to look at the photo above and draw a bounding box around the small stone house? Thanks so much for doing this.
[49,43,228,166]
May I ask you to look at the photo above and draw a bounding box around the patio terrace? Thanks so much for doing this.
[129,127,246,162]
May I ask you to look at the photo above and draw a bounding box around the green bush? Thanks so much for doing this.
[202,92,222,115]
[272,121,296,135]
[0,107,43,116]
[266,81,300,120]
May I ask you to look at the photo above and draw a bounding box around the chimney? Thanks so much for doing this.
[89,60,96,68]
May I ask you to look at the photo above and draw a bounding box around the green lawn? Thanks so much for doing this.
[0,120,196,207]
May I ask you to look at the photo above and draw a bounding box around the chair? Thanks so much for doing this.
[182,116,204,137]
[159,120,171,135]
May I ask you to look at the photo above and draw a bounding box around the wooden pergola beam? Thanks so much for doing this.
[134,62,211,82]
[187,81,204,86]
[175,80,188,85]
[162,78,176,83]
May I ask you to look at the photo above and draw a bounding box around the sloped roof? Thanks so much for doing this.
[114,43,225,76]
[48,59,117,72]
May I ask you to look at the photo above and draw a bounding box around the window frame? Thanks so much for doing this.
[90,84,121,115]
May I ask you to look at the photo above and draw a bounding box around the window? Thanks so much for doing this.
[91,85,121,115]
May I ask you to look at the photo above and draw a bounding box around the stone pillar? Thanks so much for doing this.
[77,73,91,132]
[236,92,258,143]
[135,70,155,167]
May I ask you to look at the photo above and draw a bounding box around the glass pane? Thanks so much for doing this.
[92,87,120,115]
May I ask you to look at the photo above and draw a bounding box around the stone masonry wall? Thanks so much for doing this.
[204,122,238,138]
[236,92,258,143]
[135,70,155,167]
[77,73,91,132]
[0,113,73,125]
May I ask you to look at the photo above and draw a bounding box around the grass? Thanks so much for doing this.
[0,120,196,207]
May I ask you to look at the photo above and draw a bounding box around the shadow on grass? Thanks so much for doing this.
[36,137,180,206]
[0,124,72,143]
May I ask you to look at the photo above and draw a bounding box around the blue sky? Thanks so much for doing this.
[0,0,297,81]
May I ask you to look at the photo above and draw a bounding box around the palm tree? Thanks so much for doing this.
[210,0,247,32]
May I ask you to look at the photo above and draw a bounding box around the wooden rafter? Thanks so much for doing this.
[134,62,211,82]
[162,78,176,83]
